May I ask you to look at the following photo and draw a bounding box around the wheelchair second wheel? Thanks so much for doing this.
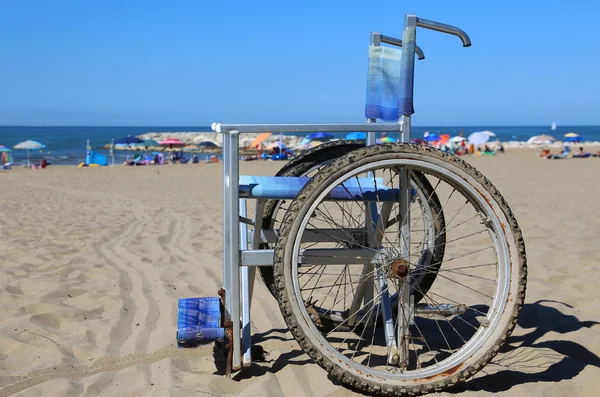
[259,141,446,331]
[273,143,527,395]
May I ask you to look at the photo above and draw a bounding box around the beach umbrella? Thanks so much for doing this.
[14,140,46,166]
[439,134,450,144]
[564,136,581,143]
[424,134,441,142]
[479,130,497,137]
[159,138,186,150]
[450,136,466,143]
[0,145,11,152]
[299,137,311,146]
[115,135,144,145]
[526,135,555,144]
[306,132,335,140]
[135,139,159,148]
[468,132,490,145]
[14,140,45,150]
[346,132,367,140]
[377,136,397,143]
[248,132,272,148]
[564,132,579,138]
[197,141,218,147]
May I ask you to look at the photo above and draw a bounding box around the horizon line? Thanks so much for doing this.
[1,124,598,128]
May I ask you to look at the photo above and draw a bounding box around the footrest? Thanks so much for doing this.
[177,297,225,347]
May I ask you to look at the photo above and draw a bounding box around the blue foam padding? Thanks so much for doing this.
[398,27,416,116]
[239,176,402,201]
[177,297,224,347]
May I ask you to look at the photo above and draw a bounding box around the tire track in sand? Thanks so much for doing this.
[92,213,143,356]
[128,211,172,354]
[0,345,213,397]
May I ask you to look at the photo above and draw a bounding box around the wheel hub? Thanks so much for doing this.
[389,257,410,279]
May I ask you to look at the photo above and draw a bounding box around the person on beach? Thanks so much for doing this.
[257,143,264,160]
[1,151,11,169]
[573,146,591,158]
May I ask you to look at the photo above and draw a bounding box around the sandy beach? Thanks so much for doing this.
[1,149,599,397]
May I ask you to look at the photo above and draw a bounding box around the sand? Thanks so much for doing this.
[1,150,599,397]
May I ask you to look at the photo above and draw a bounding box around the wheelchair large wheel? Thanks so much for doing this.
[259,141,446,330]
[259,140,366,292]
[273,144,527,395]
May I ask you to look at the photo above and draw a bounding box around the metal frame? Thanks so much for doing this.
[216,13,471,373]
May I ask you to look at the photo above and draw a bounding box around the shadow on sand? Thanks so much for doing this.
[214,300,600,392]
[451,299,600,393]
[213,328,313,380]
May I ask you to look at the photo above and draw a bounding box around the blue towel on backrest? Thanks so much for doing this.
[365,46,403,121]
[177,297,224,347]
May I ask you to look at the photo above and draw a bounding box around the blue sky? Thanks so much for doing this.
[1,0,598,126]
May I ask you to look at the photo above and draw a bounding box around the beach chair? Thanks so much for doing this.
[180,14,527,395]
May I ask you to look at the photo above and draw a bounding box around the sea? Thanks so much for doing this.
[1,125,599,166]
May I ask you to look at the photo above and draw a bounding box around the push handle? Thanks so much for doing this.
[398,15,471,117]
[372,32,425,60]
[416,17,471,47]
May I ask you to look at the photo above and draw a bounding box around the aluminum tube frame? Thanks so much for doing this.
[241,248,389,267]
[239,199,253,367]
[371,32,425,60]
[398,167,412,369]
[416,17,471,47]
[222,131,242,371]
[260,228,367,244]
[213,123,403,134]
[374,203,399,365]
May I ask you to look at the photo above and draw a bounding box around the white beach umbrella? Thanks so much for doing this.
[526,135,556,144]
[467,132,490,145]
[450,136,466,143]
[14,140,46,166]
[479,130,497,137]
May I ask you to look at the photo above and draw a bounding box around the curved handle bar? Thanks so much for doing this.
[372,33,425,60]
[415,17,471,47]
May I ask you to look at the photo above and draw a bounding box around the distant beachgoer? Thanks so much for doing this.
[257,143,264,160]
[573,146,591,158]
